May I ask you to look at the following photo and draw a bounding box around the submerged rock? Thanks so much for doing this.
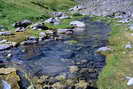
[96,47,111,52]
[69,66,79,73]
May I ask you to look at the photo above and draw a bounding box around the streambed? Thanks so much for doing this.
[0,17,111,89]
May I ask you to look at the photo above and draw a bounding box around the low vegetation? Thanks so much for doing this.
[91,16,133,89]
[0,0,76,29]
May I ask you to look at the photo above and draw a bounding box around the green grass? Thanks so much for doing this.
[0,0,76,29]
[92,16,133,89]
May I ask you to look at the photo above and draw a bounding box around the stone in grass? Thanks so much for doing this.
[126,76,133,86]
[125,43,132,49]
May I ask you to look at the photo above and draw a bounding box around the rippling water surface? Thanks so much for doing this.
[0,17,111,88]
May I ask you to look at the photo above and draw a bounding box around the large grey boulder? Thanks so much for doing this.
[70,21,86,28]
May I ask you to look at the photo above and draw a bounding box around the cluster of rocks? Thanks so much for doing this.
[0,10,86,50]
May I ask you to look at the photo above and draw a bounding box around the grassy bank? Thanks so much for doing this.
[0,0,76,29]
[91,16,133,89]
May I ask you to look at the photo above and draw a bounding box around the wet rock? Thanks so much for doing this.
[6,53,12,58]
[2,80,11,89]
[0,31,13,36]
[0,39,7,44]
[0,68,16,74]
[27,36,38,41]
[17,71,31,89]
[13,19,32,28]
[30,23,48,30]
[96,47,111,52]
[20,40,37,45]
[20,36,38,45]
[69,66,79,73]
[70,21,86,28]
[0,44,12,51]
[44,17,60,25]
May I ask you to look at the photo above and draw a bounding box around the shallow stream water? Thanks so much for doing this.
[0,17,111,89]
